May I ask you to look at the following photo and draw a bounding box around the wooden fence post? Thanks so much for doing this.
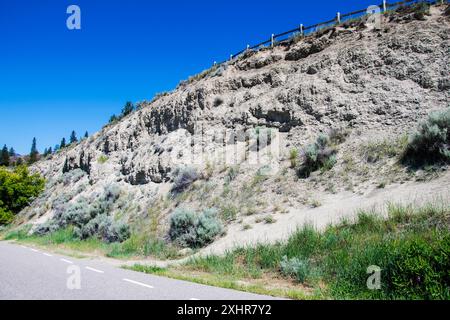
[300,24,304,36]
[383,0,387,12]
[336,12,341,24]
[271,34,275,47]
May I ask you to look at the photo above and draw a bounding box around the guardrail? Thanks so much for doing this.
[215,0,447,66]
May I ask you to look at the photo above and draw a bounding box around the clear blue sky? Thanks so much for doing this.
[0,0,377,154]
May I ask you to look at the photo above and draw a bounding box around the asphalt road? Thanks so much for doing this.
[0,241,278,300]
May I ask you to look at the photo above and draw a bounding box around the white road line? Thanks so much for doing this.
[85,266,104,274]
[123,278,154,289]
[30,248,39,252]
[43,253,53,257]
[20,245,27,249]
[189,298,200,300]
[60,258,73,264]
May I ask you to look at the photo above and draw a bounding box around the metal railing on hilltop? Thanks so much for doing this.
[213,0,447,66]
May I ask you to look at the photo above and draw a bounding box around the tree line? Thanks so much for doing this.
[1,102,140,167]
[1,130,89,167]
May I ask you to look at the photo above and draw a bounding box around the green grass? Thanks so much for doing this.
[125,263,314,300]
[3,226,179,260]
[107,235,179,260]
[162,202,450,300]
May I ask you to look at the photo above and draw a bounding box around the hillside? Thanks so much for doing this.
[14,4,450,259]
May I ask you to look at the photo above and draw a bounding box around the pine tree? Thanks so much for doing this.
[8,147,15,157]
[70,131,78,144]
[1,145,10,166]
[43,148,48,157]
[29,137,38,164]
[109,114,118,124]
[48,147,52,155]
[60,138,66,149]
[121,101,134,117]
[84,131,89,139]
[63,158,69,173]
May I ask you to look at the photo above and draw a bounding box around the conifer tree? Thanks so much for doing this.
[60,138,66,149]
[8,147,15,157]
[109,114,118,124]
[29,138,38,164]
[121,101,134,117]
[0,145,10,166]
[70,131,78,144]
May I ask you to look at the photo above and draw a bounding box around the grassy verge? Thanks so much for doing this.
[127,202,449,300]
[124,264,317,299]
[2,226,180,260]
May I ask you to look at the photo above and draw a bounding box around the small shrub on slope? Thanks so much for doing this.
[280,256,311,283]
[171,166,199,194]
[169,207,223,248]
[402,108,450,166]
[297,134,337,178]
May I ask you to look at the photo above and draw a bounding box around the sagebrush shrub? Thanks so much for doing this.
[34,185,129,243]
[280,256,311,283]
[74,214,130,243]
[402,108,450,166]
[169,207,223,248]
[171,166,199,194]
[297,134,337,178]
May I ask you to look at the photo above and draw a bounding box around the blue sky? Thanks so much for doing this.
[0,0,378,154]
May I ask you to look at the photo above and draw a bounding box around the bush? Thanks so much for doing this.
[169,207,223,248]
[34,219,60,236]
[0,166,45,225]
[402,108,450,166]
[170,166,199,194]
[0,208,14,225]
[75,214,130,243]
[224,166,239,184]
[289,148,299,168]
[195,208,224,247]
[35,185,129,243]
[297,134,337,178]
[280,256,311,283]
[328,128,349,145]
[57,197,92,228]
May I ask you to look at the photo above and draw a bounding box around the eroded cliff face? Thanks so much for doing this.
[19,6,449,238]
